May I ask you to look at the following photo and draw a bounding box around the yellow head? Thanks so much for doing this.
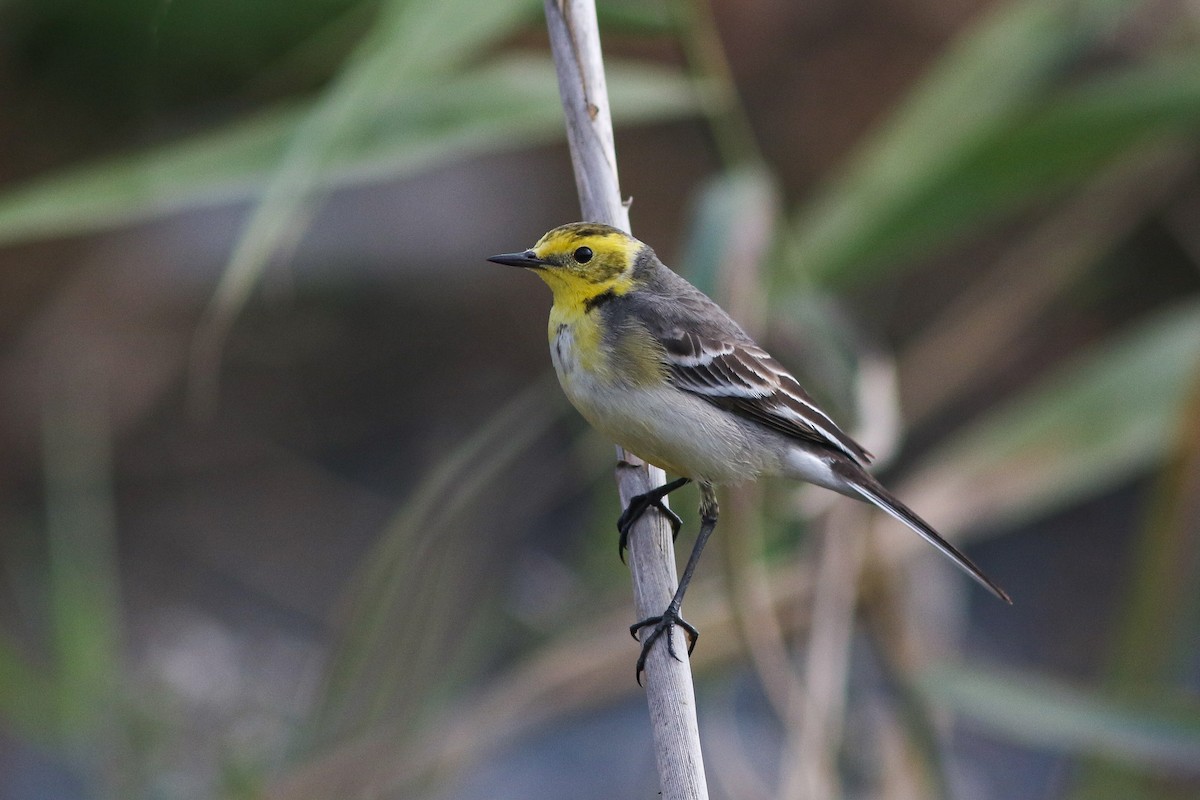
[488,222,643,308]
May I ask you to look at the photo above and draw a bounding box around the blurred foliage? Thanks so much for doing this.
[788,0,1193,286]
[1,0,1200,797]
[0,0,695,795]
[307,379,562,751]
[919,663,1200,772]
[907,298,1200,531]
[11,0,368,112]
[0,57,696,246]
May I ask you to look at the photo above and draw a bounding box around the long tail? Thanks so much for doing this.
[840,467,1012,604]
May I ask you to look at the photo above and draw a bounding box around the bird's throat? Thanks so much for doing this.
[537,271,631,316]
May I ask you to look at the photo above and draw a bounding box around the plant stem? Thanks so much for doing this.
[542,1,709,798]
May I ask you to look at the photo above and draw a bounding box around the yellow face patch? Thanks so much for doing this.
[532,223,641,276]
[527,222,642,310]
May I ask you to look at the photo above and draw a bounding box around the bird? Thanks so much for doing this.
[489,222,1010,680]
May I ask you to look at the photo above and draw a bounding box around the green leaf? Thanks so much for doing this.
[596,0,674,33]
[306,376,564,750]
[41,375,123,735]
[0,57,697,246]
[919,663,1200,772]
[193,0,541,375]
[789,0,1137,285]
[0,636,57,740]
[906,301,1200,531]
[370,0,542,80]
[0,106,295,246]
[817,57,1200,284]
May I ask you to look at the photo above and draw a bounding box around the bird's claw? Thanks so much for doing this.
[617,495,683,563]
[629,606,698,685]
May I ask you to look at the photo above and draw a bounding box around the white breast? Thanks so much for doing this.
[550,323,578,378]
[549,322,785,483]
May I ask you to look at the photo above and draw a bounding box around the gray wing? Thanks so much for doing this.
[622,255,873,465]
[660,330,873,465]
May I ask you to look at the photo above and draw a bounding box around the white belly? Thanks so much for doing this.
[550,326,784,484]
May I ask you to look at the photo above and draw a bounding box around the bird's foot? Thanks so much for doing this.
[617,498,682,561]
[616,478,690,562]
[629,603,698,685]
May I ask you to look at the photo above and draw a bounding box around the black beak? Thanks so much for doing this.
[487,249,551,269]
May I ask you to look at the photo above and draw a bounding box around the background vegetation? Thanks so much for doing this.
[0,0,1198,798]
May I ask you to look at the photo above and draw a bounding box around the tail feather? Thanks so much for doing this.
[845,472,1012,604]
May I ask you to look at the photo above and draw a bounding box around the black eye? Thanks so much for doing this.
[574,246,593,263]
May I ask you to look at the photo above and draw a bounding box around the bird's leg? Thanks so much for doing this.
[630,482,718,684]
[616,476,690,562]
